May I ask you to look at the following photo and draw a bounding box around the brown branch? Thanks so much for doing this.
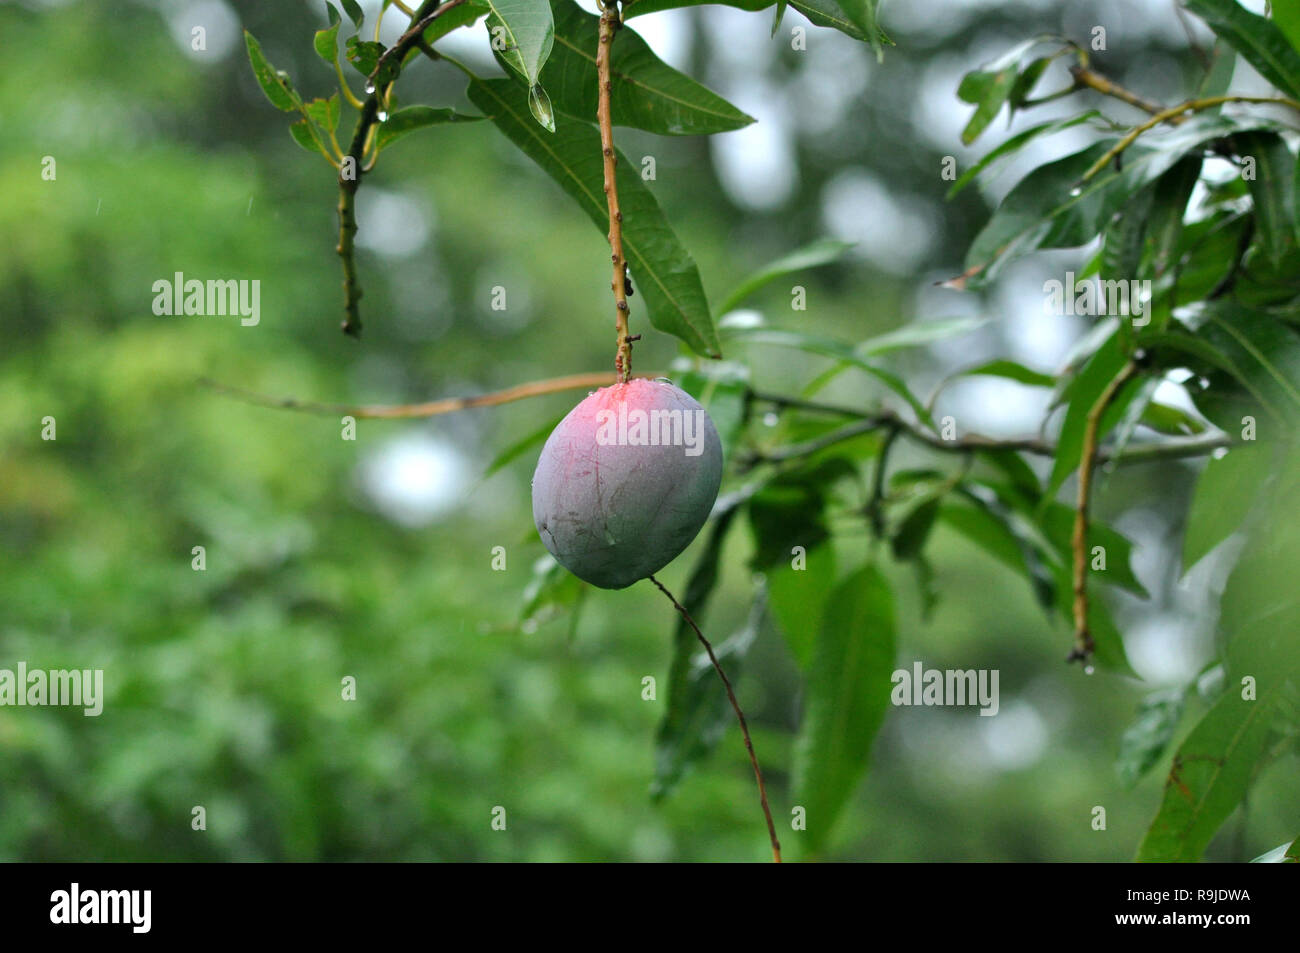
[199,371,655,419]
[648,574,781,864]
[336,0,469,337]
[1068,65,1166,116]
[1069,359,1141,664]
[597,1,632,382]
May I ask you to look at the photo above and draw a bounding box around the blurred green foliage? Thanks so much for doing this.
[2,0,1296,862]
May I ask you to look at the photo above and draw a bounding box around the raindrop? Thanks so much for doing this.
[763,412,779,427]
[1212,446,1229,460]
[528,84,555,134]
[377,110,389,122]
[1084,665,1095,676]
[653,377,673,385]
[1069,186,1083,197]
[1197,376,1211,390]
[364,82,375,95]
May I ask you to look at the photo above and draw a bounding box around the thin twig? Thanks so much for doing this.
[1069,359,1141,663]
[597,1,633,382]
[1081,95,1300,182]
[648,574,782,864]
[1068,65,1166,115]
[199,372,654,419]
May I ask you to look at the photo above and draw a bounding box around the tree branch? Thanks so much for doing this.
[198,371,656,419]
[648,574,781,864]
[1068,65,1166,115]
[336,0,469,337]
[597,1,633,382]
[1069,359,1140,663]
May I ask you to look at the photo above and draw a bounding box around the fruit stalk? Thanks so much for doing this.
[597,1,632,382]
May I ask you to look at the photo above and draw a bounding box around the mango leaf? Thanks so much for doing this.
[715,238,854,316]
[244,31,300,112]
[345,37,386,79]
[958,115,1285,290]
[539,0,754,136]
[723,326,934,425]
[793,565,896,852]
[1237,130,1297,264]
[481,413,563,480]
[375,105,483,149]
[1181,444,1271,574]
[415,1,490,48]
[856,317,987,356]
[766,544,834,669]
[1185,0,1300,101]
[950,358,1055,388]
[623,0,885,47]
[891,497,940,561]
[746,466,842,570]
[650,506,742,799]
[485,0,555,88]
[1182,300,1300,423]
[941,495,1057,609]
[520,553,587,634]
[1116,687,1187,788]
[946,111,1103,199]
[1146,155,1203,279]
[289,119,329,157]
[1136,687,1284,861]
[958,64,1019,146]
[468,78,720,356]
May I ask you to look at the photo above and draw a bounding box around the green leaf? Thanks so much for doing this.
[946,111,1102,199]
[468,77,720,356]
[793,565,896,852]
[345,36,388,81]
[1183,300,1300,422]
[485,0,555,88]
[304,94,340,135]
[1238,130,1297,264]
[766,545,834,669]
[1136,687,1284,862]
[403,1,491,57]
[715,238,853,316]
[1181,444,1271,573]
[650,507,741,799]
[1147,155,1203,279]
[289,119,330,158]
[481,413,563,480]
[958,64,1019,146]
[959,115,1285,290]
[1008,56,1050,110]
[1276,2,1300,55]
[724,327,934,425]
[527,83,555,132]
[339,0,364,28]
[891,497,940,560]
[623,0,883,46]
[1117,687,1187,788]
[951,358,1055,388]
[244,31,299,112]
[540,0,754,136]
[520,553,587,635]
[375,105,483,149]
[746,467,841,570]
[1185,0,1300,101]
[941,495,1057,609]
[855,317,988,356]
[314,3,342,65]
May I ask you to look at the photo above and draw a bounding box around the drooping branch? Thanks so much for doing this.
[1068,65,1166,116]
[597,1,633,382]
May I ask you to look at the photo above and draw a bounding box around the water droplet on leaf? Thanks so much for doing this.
[762,412,779,427]
[528,84,555,133]
[1212,446,1229,460]
[1069,186,1083,197]
[377,110,388,122]
[1084,664,1095,675]
[364,82,375,95]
